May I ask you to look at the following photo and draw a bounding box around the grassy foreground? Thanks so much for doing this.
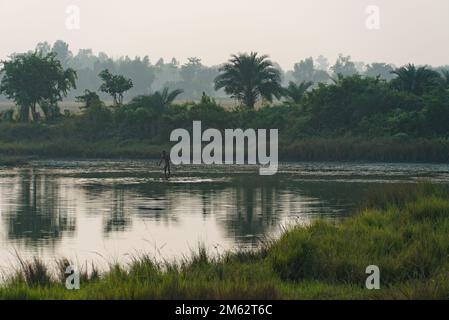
[1,184,449,300]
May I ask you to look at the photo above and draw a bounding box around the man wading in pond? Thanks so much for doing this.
[158,150,171,179]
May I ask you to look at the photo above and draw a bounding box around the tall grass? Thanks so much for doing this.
[0,140,168,159]
[1,138,449,162]
[1,184,449,299]
[280,138,449,162]
[15,257,51,287]
[1,122,449,162]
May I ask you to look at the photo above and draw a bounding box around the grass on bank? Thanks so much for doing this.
[0,155,35,166]
[1,138,449,162]
[0,140,168,159]
[1,183,449,300]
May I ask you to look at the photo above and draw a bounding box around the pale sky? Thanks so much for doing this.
[0,0,448,69]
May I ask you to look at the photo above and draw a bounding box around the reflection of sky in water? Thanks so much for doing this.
[0,160,448,274]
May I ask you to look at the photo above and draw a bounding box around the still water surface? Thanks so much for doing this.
[0,160,448,273]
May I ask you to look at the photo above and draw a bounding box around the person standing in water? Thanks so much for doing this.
[158,150,171,179]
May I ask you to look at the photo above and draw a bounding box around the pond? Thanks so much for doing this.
[0,160,448,273]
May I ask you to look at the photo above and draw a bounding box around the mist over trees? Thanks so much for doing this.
[0,40,223,102]
[1,40,449,105]
[1,43,449,162]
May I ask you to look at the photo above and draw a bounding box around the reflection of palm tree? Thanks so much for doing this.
[238,186,276,240]
[131,176,281,245]
[104,188,130,234]
[201,189,211,216]
[216,177,280,246]
[4,169,76,247]
[81,182,177,230]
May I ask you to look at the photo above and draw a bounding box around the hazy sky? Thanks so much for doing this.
[0,0,448,69]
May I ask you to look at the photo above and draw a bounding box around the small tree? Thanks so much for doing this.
[0,52,77,122]
[128,87,183,112]
[331,54,358,78]
[283,81,313,104]
[76,90,103,110]
[99,69,133,105]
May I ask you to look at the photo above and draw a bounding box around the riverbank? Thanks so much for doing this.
[1,183,448,300]
[1,138,449,163]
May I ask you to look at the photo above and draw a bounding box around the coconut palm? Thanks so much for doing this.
[390,64,442,95]
[129,87,183,111]
[214,52,282,108]
[125,88,183,137]
[283,81,313,104]
[153,87,184,108]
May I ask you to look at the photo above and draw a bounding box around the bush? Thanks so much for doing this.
[269,184,449,286]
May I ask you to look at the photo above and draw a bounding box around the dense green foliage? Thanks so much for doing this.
[11,40,448,102]
[1,184,449,299]
[99,69,133,105]
[2,41,220,101]
[1,49,449,161]
[1,73,448,141]
[0,52,77,122]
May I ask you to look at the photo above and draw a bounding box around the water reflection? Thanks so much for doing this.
[1,169,76,247]
[1,168,337,249]
[104,189,130,234]
[0,160,447,266]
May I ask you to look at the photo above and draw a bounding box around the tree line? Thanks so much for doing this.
[0,41,220,101]
[1,46,449,142]
[3,40,449,103]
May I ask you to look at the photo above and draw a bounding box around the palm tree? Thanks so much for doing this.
[283,81,313,104]
[390,64,442,95]
[127,88,183,137]
[214,52,282,108]
[130,87,183,110]
[153,87,184,108]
